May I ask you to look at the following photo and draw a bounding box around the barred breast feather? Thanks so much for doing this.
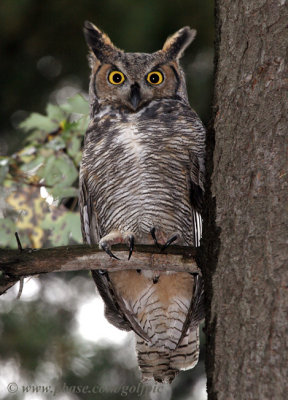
[81,99,204,246]
[80,98,205,382]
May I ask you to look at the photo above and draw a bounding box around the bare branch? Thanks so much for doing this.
[0,244,199,296]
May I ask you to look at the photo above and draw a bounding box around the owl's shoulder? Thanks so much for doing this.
[84,99,205,148]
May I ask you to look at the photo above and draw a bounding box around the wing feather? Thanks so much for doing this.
[176,274,205,347]
[80,174,149,338]
[188,119,205,247]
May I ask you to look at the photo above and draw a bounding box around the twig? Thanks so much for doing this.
[14,233,25,299]
[15,232,23,252]
[16,278,24,300]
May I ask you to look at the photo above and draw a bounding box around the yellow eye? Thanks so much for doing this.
[146,71,164,85]
[108,70,125,85]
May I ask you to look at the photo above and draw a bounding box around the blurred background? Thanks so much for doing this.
[0,0,213,399]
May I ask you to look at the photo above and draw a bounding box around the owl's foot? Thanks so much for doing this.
[150,227,178,251]
[99,230,135,260]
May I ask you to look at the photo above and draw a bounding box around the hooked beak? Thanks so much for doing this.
[129,83,141,110]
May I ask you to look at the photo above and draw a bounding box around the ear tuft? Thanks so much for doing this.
[83,21,119,62]
[162,27,196,59]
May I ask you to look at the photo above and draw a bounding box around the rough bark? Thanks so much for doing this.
[204,0,288,399]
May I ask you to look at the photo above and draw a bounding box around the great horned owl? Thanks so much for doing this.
[79,21,205,383]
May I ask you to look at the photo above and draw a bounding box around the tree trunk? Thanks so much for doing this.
[203,1,288,399]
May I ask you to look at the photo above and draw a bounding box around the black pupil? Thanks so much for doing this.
[150,73,160,83]
[113,73,122,83]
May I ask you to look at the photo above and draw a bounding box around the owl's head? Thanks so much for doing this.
[84,21,196,111]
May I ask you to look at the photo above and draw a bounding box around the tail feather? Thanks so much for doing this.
[136,327,200,383]
[170,327,199,370]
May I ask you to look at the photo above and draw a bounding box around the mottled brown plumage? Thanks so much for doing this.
[79,21,205,383]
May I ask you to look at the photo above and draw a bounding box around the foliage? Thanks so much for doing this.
[0,93,207,399]
[0,0,214,157]
[0,94,89,248]
[0,2,212,396]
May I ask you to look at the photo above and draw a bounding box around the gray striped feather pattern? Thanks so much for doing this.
[79,98,205,382]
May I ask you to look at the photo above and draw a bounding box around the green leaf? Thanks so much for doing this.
[45,136,66,151]
[26,130,48,143]
[66,135,82,158]
[17,145,37,158]
[77,114,89,132]
[40,154,78,186]
[42,210,82,245]
[61,94,89,115]
[20,113,59,133]
[49,186,78,199]
[0,218,17,248]
[46,103,66,122]
[20,155,45,174]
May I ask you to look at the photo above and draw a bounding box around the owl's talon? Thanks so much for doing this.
[150,228,178,250]
[128,235,134,260]
[101,243,120,260]
[150,227,161,249]
[108,249,120,260]
[161,234,178,251]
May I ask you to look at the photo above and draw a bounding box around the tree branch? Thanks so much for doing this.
[0,244,199,295]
